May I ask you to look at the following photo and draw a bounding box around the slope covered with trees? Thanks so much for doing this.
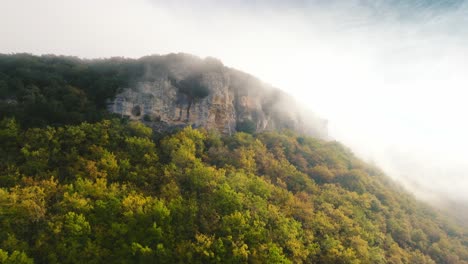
[0,118,467,263]
[0,54,138,127]
[0,53,467,263]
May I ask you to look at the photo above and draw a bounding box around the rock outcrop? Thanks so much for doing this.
[107,53,327,138]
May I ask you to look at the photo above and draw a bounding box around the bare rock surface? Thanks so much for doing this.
[108,53,327,137]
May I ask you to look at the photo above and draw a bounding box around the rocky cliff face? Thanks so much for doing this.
[107,54,327,138]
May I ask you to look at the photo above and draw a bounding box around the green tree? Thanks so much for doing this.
[169,75,210,120]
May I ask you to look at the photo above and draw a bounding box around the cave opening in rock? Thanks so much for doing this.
[132,105,142,117]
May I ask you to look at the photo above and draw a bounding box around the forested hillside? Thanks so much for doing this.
[0,118,467,263]
[0,53,467,263]
[0,54,140,127]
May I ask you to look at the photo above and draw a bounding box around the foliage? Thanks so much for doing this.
[236,120,257,134]
[169,74,210,100]
[0,54,148,128]
[0,53,467,263]
[168,74,210,120]
[0,118,467,263]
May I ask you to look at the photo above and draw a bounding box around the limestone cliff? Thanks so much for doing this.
[107,53,327,138]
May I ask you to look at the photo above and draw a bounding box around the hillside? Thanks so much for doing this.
[1,119,467,263]
[0,53,467,263]
[0,53,326,137]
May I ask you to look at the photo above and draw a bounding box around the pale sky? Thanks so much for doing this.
[1,0,468,202]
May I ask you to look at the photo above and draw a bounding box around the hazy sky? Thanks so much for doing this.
[1,0,468,202]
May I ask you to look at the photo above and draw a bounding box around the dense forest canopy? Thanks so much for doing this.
[0,53,467,263]
[1,119,467,263]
